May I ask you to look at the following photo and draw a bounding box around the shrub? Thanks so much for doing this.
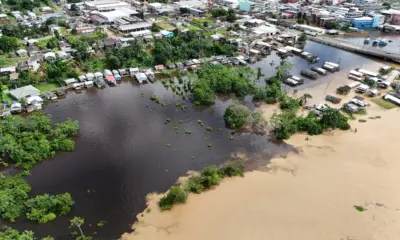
[184,176,204,194]
[200,166,222,188]
[265,97,278,104]
[219,164,244,177]
[336,86,350,95]
[159,186,188,210]
[224,104,251,129]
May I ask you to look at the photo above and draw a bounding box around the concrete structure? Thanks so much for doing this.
[9,85,40,100]
[239,0,255,12]
[90,8,139,24]
[381,9,400,25]
[85,0,130,11]
[214,0,239,9]
[252,24,279,36]
[111,16,151,34]
[352,16,373,29]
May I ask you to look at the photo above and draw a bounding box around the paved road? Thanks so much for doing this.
[310,36,400,63]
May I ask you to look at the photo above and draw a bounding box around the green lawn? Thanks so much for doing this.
[371,97,397,109]
[187,24,203,31]
[0,55,28,67]
[1,92,12,102]
[192,18,215,25]
[35,83,60,93]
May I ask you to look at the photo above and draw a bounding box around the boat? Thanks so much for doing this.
[322,64,336,72]
[310,67,327,75]
[103,69,112,77]
[105,75,116,85]
[84,81,94,88]
[324,61,340,71]
[144,69,155,83]
[129,68,139,77]
[364,38,370,44]
[72,83,83,90]
[301,70,318,80]
[94,79,106,88]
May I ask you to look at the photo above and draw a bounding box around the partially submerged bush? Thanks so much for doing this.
[159,164,244,210]
[159,186,188,211]
[224,104,251,129]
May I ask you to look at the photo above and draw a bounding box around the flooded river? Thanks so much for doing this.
[10,80,294,239]
[8,39,395,239]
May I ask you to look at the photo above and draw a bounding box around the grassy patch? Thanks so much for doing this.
[0,55,28,67]
[1,92,12,102]
[187,24,203,31]
[35,83,60,93]
[371,97,397,109]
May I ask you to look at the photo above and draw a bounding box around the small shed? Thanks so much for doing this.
[94,72,104,79]
[44,52,56,61]
[86,73,95,81]
[64,78,78,86]
[134,72,148,84]
[9,85,40,100]
[160,30,174,38]
[16,49,28,57]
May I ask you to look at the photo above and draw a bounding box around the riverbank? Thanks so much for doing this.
[122,107,400,240]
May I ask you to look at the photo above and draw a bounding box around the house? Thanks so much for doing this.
[103,38,116,48]
[17,61,29,72]
[95,39,105,49]
[9,85,40,100]
[0,13,8,22]
[27,45,40,56]
[16,49,28,57]
[48,24,61,35]
[64,78,78,86]
[160,30,174,38]
[44,52,56,62]
[28,54,43,71]
[56,51,69,60]
[0,66,16,75]
[40,6,53,12]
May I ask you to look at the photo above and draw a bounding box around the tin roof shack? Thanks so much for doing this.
[134,72,148,84]
[64,78,78,87]
[9,85,40,100]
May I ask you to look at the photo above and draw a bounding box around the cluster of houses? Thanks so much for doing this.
[280,1,400,33]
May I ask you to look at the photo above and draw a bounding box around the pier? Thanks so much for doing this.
[310,37,400,63]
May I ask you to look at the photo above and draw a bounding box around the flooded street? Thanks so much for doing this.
[7,39,398,239]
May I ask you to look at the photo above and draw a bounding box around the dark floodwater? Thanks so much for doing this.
[9,79,295,239]
[251,40,386,92]
[7,39,392,239]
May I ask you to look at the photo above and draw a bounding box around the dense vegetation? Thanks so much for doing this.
[0,36,20,54]
[224,104,250,129]
[0,113,79,169]
[159,164,244,210]
[151,31,237,65]
[0,175,74,223]
[271,108,350,140]
[191,64,255,105]
[25,193,74,223]
[0,227,35,240]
